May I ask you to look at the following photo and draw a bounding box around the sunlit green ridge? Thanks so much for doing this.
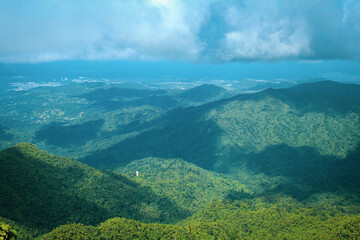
[1,81,360,239]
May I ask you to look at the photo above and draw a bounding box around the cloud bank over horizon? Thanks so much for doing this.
[0,0,359,63]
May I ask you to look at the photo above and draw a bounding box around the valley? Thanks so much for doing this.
[1,80,360,239]
[2,1,360,238]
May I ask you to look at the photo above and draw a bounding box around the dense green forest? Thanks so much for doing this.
[0,143,189,237]
[39,198,360,239]
[1,81,360,239]
[2,142,360,239]
[82,81,360,199]
[83,81,360,170]
[175,84,231,104]
[0,83,233,159]
[117,157,248,214]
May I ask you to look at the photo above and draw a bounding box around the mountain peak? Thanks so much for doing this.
[176,84,229,103]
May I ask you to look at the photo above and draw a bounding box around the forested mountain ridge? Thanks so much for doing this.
[0,83,233,160]
[81,81,360,204]
[174,84,232,104]
[0,143,189,236]
[2,81,360,239]
[82,80,360,170]
[117,157,249,214]
[40,198,360,240]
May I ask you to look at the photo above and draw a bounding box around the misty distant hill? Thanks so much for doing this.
[81,87,167,101]
[175,84,232,103]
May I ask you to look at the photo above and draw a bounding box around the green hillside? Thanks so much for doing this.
[0,143,188,236]
[40,197,360,240]
[117,157,249,214]
[82,81,360,197]
[0,82,235,160]
[175,84,232,104]
[2,81,360,238]
[82,81,360,168]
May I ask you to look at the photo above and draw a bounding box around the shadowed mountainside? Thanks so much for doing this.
[82,81,360,171]
[81,81,360,202]
[0,143,189,234]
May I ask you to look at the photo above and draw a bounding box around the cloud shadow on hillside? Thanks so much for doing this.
[0,145,190,233]
[240,144,360,201]
[35,119,104,147]
[81,119,223,171]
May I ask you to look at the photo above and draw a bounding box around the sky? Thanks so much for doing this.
[0,0,360,81]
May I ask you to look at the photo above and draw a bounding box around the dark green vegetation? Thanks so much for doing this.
[1,80,360,239]
[175,84,231,104]
[35,120,105,146]
[118,157,248,214]
[83,81,360,168]
[0,143,188,238]
[0,217,36,240]
[39,198,360,240]
[82,81,360,198]
[0,221,18,240]
[0,83,233,159]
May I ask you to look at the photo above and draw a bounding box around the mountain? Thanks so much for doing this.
[263,80,360,114]
[0,143,188,236]
[2,81,360,239]
[0,82,235,161]
[117,157,249,214]
[82,81,360,198]
[82,81,360,168]
[175,84,232,104]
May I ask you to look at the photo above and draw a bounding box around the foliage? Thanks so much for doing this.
[182,198,360,239]
[117,157,248,213]
[0,143,188,236]
[1,81,360,239]
[0,217,38,240]
[41,198,360,239]
[82,81,360,199]
[0,222,17,240]
[0,83,228,159]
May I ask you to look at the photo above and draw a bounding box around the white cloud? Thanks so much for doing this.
[213,0,311,61]
[219,22,311,61]
[0,0,359,63]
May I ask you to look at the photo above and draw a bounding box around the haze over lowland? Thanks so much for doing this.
[1,1,360,239]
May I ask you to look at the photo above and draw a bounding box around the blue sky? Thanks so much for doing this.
[0,0,360,81]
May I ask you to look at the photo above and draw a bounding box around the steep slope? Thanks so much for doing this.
[117,157,248,214]
[82,81,360,196]
[0,83,235,159]
[0,143,188,235]
[261,80,360,114]
[83,81,360,168]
